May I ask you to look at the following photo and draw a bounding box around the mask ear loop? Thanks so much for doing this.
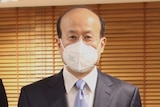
[59,39,65,49]
[59,39,69,68]
[96,38,103,51]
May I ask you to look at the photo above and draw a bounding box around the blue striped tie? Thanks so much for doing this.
[74,80,88,107]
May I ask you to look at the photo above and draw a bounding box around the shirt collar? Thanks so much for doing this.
[63,65,98,93]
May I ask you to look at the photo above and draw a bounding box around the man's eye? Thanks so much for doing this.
[85,36,91,38]
[84,35,92,40]
[70,36,76,38]
[68,35,78,40]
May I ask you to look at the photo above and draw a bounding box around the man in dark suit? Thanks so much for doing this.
[0,79,8,107]
[18,7,142,107]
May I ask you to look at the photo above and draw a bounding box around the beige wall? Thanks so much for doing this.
[0,0,160,8]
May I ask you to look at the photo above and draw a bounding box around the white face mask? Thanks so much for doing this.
[60,39,101,73]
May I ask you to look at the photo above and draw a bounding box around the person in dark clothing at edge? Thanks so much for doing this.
[0,79,8,107]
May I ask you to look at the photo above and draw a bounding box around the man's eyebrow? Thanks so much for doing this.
[67,30,93,34]
[67,30,75,33]
[84,30,92,33]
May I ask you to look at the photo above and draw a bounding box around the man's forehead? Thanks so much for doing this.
[61,8,99,20]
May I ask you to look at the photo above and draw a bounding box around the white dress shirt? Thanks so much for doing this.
[63,65,98,107]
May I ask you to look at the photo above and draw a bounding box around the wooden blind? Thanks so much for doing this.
[0,7,54,107]
[0,2,160,107]
[145,2,160,107]
[0,8,18,106]
[99,2,145,105]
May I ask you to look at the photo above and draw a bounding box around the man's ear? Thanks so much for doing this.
[100,37,107,53]
[56,37,63,54]
[56,38,61,48]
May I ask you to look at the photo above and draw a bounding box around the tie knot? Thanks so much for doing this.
[76,80,86,90]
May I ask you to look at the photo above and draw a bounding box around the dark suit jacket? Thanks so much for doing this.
[18,69,142,107]
[0,79,8,107]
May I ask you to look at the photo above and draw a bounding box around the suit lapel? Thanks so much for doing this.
[93,70,113,107]
[45,71,68,107]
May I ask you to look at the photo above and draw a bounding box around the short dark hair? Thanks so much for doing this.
[56,7,106,38]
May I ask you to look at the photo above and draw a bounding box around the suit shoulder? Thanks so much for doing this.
[21,72,63,91]
[99,71,140,99]
[100,71,137,90]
